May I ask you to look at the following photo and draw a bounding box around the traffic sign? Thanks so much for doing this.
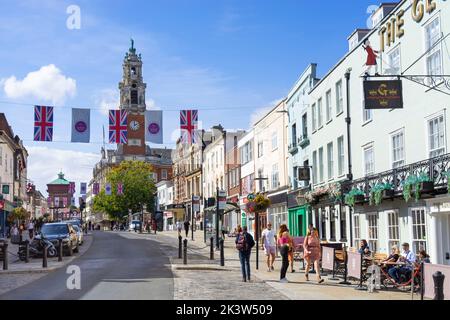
[247,193,256,201]
[218,190,226,210]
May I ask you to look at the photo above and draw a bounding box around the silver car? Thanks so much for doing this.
[72,224,84,246]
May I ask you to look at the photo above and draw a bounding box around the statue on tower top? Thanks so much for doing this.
[130,38,136,54]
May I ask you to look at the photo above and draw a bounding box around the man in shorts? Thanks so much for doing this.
[261,223,277,272]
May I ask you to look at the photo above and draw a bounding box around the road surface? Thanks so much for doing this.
[0,231,174,300]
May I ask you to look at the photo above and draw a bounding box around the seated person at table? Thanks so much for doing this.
[417,250,430,264]
[388,242,416,284]
[358,240,371,256]
[381,245,400,271]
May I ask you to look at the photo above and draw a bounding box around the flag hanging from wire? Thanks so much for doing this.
[93,183,100,195]
[180,110,198,145]
[71,108,90,143]
[117,183,123,195]
[109,110,128,144]
[69,182,76,194]
[80,183,87,195]
[145,110,163,144]
[34,106,54,141]
[105,183,112,195]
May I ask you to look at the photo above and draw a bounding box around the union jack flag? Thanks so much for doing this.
[93,183,100,195]
[63,197,68,207]
[109,110,128,144]
[69,182,76,194]
[180,110,198,145]
[117,183,123,195]
[34,106,53,141]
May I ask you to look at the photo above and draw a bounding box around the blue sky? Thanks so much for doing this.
[0,0,378,196]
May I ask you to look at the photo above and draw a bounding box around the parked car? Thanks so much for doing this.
[128,220,141,232]
[72,224,84,246]
[37,222,79,256]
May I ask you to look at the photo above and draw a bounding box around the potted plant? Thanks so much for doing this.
[344,188,366,207]
[402,173,434,203]
[443,171,450,194]
[369,183,394,206]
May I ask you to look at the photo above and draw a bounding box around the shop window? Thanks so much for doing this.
[367,213,379,252]
[387,210,400,249]
[411,208,427,253]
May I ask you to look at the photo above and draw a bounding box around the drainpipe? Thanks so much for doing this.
[345,68,353,247]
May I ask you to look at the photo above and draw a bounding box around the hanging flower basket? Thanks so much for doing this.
[402,173,434,203]
[344,188,366,207]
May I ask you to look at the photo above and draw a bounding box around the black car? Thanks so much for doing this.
[37,222,79,256]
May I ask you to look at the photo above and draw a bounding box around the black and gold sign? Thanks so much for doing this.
[363,80,403,110]
[297,167,311,181]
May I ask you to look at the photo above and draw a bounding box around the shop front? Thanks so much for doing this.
[267,188,288,233]
[425,196,450,265]
[287,189,309,237]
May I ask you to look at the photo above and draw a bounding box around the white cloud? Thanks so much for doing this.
[95,88,119,115]
[249,98,284,127]
[2,64,76,105]
[26,146,99,197]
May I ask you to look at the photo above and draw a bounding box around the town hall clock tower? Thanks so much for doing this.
[119,40,147,156]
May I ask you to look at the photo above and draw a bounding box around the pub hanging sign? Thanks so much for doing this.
[297,166,311,182]
[363,80,403,110]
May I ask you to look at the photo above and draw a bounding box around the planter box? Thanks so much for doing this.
[354,194,366,204]
[382,189,395,198]
[420,181,434,194]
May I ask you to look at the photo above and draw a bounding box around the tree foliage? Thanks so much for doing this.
[93,161,156,221]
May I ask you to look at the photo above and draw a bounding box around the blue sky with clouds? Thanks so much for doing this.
[0,0,377,195]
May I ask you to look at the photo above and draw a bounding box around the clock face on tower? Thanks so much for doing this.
[130,120,140,131]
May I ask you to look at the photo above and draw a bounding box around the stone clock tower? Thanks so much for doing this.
[119,40,147,156]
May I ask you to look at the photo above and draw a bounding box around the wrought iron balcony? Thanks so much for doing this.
[288,142,298,155]
[299,136,310,149]
[348,153,450,197]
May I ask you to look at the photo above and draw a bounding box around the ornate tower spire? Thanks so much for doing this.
[119,40,147,114]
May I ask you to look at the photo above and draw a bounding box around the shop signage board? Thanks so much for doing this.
[218,190,227,210]
[192,195,200,212]
[297,167,311,181]
[347,251,362,280]
[363,80,403,110]
[322,246,335,271]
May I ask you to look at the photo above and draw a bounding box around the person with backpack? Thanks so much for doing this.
[235,226,255,282]
[184,220,190,238]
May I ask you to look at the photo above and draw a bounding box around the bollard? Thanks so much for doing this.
[58,239,63,262]
[2,242,8,270]
[433,271,445,300]
[178,236,182,259]
[183,239,188,265]
[219,239,225,267]
[42,245,48,268]
[25,240,29,263]
[210,237,214,260]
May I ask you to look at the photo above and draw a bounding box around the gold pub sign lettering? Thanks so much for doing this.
[379,0,437,52]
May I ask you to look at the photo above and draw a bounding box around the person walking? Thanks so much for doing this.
[184,220,190,238]
[261,223,277,272]
[277,224,290,283]
[27,220,35,239]
[176,220,182,236]
[235,226,255,282]
[304,227,324,284]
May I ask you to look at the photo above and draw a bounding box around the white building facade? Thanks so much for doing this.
[304,0,450,264]
[253,100,289,233]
